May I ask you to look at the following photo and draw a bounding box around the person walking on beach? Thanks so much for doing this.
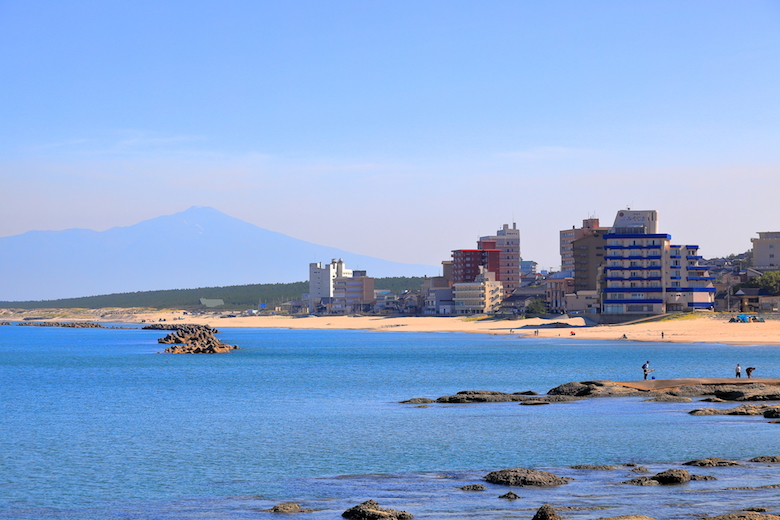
[746,367,755,379]
[736,364,741,378]
[642,361,651,380]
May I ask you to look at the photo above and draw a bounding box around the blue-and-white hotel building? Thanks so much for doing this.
[602,210,715,314]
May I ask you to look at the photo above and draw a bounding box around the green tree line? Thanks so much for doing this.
[0,277,425,310]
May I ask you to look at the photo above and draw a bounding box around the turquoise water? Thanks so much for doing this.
[1,325,780,519]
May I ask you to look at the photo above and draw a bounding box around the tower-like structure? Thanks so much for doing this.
[601,210,714,314]
[479,223,522,293]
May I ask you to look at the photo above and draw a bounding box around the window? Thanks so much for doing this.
[671,281,681,287]
[630,271,639,277]
[631,293,645,299]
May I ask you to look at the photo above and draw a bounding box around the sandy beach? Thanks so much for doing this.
[3,308,780,345]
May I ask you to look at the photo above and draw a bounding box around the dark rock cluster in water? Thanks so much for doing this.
[15,321,128,329]
[342,499,413,520]
[147,324,239,354]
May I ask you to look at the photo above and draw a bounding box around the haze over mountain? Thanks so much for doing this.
[0,207,439,302]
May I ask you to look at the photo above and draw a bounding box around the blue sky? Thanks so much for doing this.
[1,0,778,272]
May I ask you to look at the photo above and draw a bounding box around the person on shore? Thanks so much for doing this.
[642,361,651,380]
[736,364,741,378]
[661,331,664,339]
[746,367,755,378]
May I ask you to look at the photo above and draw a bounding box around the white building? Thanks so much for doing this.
[452,267,503,315]
[601,210,714,314]
[308,259,353,308]
[480,223,521,294]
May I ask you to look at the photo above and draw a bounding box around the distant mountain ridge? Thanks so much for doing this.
[0,206,438,301]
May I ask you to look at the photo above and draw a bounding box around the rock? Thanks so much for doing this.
[571,464,618,470]
[745,508,769,513]
[652,468,691,484]
[400,398,434,404]
[715,385,780,401]
[152,324,239,354]
[643,395,693,403]
[630,466,649,473]
[269,503,313,513]
[750,456,780,463]
[520,401,550,406]
[764,409,780,419]
[695,513,780,520]
[435,390,536,403]
[684,457,739,467]
[460,484,486,491]
[547,381,649,398]
[622,477,659,486]
[689,404,780,416]
[342,500,413,520]
[592,516,660,520]
[517,395,585,404]
[700,397,726,403]
[532,504,562,520]
[498,491,521,500]
[485,468,569,487]
[690,474,718,481]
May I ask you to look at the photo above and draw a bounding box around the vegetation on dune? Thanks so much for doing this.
[0,277,426,310]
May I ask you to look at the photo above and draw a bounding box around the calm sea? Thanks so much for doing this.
[1,325,779,519]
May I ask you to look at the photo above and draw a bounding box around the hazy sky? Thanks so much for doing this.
[1,1,778,272]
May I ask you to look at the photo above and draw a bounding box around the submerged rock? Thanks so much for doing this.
[485,468,569,487]
[690,474,718,481]
[571,464,619,470]
[684,457,739,467]
[532,504,562,520]
[695,513,780,520]
[435,390,536,403]
[400,398,435,404]
[459,484,486,491]
[498,491,521,500]
[622,477,660,486]
[269,503,313,513]
[342,500,413,520]
[750,456,780,463]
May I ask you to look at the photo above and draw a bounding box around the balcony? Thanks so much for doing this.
[686,276,715,281]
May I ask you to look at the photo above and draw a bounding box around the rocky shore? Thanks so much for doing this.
[403,379,780,408]
[265,455,780,519]
[144,324,239,354]
[10,321,129,329]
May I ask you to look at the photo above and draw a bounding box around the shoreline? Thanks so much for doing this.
[3,309,780,345]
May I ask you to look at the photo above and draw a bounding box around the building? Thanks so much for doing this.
[601,210,715,314]
[332,271,375,314]
[571,232,607,292]
[451,246,501,284]
[560,218,608,272]
[452,267,503,315]
[480,223,522,293]
[564,290,599,314]
[308,258,353,309]
[751,232,780,269]
[544,271,574,313]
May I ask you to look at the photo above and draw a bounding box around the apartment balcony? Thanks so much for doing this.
[687,265,711,271]
[686,255,703,260]
[669,255,681,259]
[687,276,716,281]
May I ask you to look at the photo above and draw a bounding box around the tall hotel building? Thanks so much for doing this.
[480,223,522,293]
[601,210,715,314]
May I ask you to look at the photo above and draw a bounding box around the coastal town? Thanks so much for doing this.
[288,209,779,321]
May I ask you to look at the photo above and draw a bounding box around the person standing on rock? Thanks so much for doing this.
[642,361,651,380]
[736,364,741,378]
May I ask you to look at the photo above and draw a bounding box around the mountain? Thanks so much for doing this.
[0,207,439,301]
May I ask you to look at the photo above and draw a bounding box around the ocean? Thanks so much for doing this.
[1,325,779,519]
